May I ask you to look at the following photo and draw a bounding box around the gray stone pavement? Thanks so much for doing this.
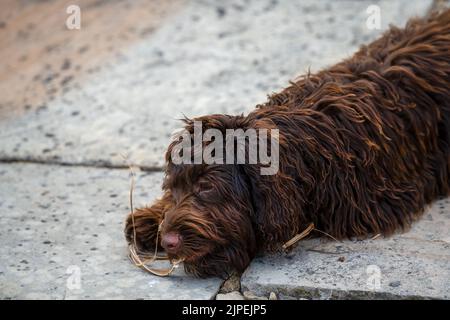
[1,0,449,300]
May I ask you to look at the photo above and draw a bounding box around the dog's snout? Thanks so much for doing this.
[161,232,182,253]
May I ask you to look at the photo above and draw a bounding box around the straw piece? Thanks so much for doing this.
[371,233,381,240]
[128,244,183,277]
[122,154,184,277]
[312,227,340,242]
[282,223,315,250]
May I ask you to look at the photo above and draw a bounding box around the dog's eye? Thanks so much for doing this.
[195,182,215,198]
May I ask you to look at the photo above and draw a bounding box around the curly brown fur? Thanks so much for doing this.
[125,10,450,278]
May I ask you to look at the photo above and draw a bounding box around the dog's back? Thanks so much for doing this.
[256,10,450,238]
[353,9,450,199]
[360,9,450,199]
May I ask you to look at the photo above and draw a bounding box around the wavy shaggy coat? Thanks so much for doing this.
[125,10,450,277]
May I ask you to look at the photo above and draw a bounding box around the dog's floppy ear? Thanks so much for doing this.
[239,118,309,251]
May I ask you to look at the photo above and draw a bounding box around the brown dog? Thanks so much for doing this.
[125,10,450,278]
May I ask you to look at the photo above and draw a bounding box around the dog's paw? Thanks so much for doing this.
[125,207,162,252]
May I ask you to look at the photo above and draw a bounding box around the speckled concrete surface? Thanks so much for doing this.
[0,0,433,168]
[241,198,450,299]
[0,163,221,299]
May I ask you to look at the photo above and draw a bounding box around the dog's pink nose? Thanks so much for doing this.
[161,232,182,253]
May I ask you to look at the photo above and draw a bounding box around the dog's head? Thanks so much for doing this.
[152,113,302,277]
[158,115,258,277]
[160,163,257,277]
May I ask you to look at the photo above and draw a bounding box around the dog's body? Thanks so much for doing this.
[126,11,450,277]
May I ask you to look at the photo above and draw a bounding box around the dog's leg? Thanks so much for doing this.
[124,192,173,252]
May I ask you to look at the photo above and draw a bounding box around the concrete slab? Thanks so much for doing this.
[0,0,433,168]
[241,198,450,300]
[0,163,222,299]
